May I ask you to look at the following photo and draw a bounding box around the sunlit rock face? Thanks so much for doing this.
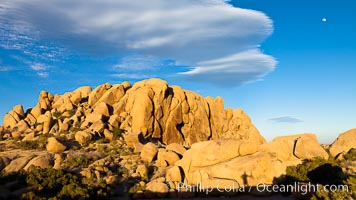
[1,78,265,146]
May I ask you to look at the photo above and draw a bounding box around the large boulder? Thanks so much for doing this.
[176,139,258,171]
[2,155,35,173]
[3,105,25,129]
[176,139,285,187]
[23,154,54,171]
[329,128,356,158]
[260,133,329,161]
[88,83,111,106]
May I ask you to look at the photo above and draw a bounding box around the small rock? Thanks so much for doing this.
[90,120,105,133]
[145,178,169,198]
[75,131,92,145]
[165,143,186,157]
[166,166,182,182]
[22,131,36,141]
[157,149,180,167]
[132,191,144,199]
[104,175,118,184]
[140,142,158,163]
[136,164,148,180]
[53,154,63,169]
[124,132,146,148]
[108,114,120,128]
[37,111,53,134]
[103,129,113,141]
[46,137,67,153]
[80,168,92,179]
[11,131,21,139]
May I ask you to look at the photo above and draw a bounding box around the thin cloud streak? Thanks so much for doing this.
[268,116,304,124]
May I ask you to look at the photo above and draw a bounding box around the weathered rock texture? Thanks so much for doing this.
[176,134,328,188]
[1,78,265,146]
[329,128,356,158]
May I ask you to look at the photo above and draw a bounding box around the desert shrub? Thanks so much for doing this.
[285,157,343,184]
[129,182,145,195]
[344,148,356,161]
[18,134,54,150]
[96,138,110,144]
[67,109,76,117]
[286,157,355,199]
[64,156,96,168]
[32,122,43,129]
[21,166,109,199]
[69,127,83,133]
[311,176,356,200]
[112,127,124,140]
[52,111,62,119]
[0,129,8,141]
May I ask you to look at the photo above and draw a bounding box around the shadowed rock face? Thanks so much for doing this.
[1,78,265,146]
[329,128,356,158]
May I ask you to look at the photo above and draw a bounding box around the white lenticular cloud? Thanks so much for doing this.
[0,0,277,86]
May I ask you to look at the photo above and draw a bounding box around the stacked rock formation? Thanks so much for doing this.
[1,78,265,146]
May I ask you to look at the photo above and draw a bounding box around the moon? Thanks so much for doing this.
[322,18,327,22]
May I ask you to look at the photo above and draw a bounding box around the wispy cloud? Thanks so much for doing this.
[36,71,49,78]
[0,66,12,72]
[268,116,303,123]
[113,55,161,71]
[0,0,276,85]
[111,73,151,80]
[29,63,50,78]
[30,63,48,71]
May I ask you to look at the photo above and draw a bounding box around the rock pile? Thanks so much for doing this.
[2,78,264,146]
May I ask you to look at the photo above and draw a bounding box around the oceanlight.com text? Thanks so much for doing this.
[176,181,349,195]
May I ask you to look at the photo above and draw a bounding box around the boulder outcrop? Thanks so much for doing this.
[1,78,264,146]
[176,134,329,188]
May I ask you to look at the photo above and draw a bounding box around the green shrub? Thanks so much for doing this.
[311,176,356,200]
[344,148,356,161]
[286,157,355,200]
[285,157,343,184]
[18,134,54,150]
[65,157,92,168]
[129,182,145,195]
[112,127,124,140]
[52,111,62,119]
[69,127,83,133]
[21,166,109,199]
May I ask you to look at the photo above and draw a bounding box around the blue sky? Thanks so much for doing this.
[0,0,355,143]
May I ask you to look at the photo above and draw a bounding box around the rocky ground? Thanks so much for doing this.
[0,78,355,199]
